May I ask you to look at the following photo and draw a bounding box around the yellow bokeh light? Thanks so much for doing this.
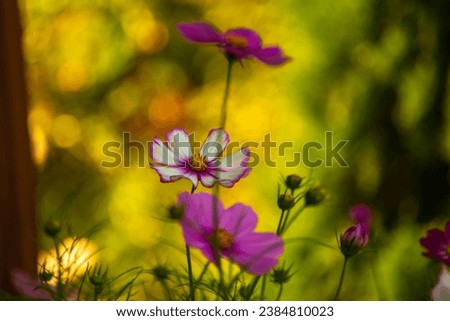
[38,237,97,285]
[28,103,54,165]
[51,114,81,148]
[56,60,87,92]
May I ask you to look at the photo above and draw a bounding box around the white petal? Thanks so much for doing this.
[150,138,177,166]
[200,129,230,161]
[199,172,217,188]
[432,267,450,301]
[166,129,192,165]
[216,147,251,187]
[151,165,199,187]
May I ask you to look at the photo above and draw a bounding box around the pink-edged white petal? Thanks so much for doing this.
[216,147,251,187]
[200,128,230,161]
[166,129,192,165]
[150,138,177,166]
[199,172,218,188]
[150,164,199,187]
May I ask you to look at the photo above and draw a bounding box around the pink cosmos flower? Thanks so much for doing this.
[420,221,450,266]
[177,21,290,65]
[339,204,372,257]
[431,266,450,301]
[150,128,250,189]
[177,192,284,275]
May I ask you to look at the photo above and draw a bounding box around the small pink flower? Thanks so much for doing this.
[420,221,450,266]
[339,204,372,257]
[177,21,290,65]
[177,192,284,275]
[150,128,250,189]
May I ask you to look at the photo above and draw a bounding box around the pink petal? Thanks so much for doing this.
[220,203,257,237]
[200,128,230,161]
[11,270,53,300]
[230,233,284,275]
[177,22,222,43]
[199,172,218,188]
[251,46,291,66]
[349,203,372,224]
[223,28,262,48]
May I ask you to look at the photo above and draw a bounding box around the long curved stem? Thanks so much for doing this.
[334,256,349,300]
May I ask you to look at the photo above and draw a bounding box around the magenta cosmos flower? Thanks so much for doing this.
[177,192,284,275]
[339,204,372,257]
[420,221,450,266]
[150,128,250,189]
[177,21,290,65]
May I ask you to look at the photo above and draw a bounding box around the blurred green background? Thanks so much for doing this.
[19,0,450,300]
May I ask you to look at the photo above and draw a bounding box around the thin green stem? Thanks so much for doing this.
[244,276,261,300]
[53,237,65,300]
[219,59,233,129]
[276,284,284,301]
[334,256,349,300]
[259,275,267,300]
[161,279,173,300]
[276,210,286,235]
[185,245,195,300]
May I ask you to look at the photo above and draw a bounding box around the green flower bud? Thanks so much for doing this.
[44,220,61,237]
[278,194,295,210]
[304,186,326,206]
[285,174,302,191]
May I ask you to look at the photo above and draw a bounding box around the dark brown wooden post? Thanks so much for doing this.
[0,0,37,294]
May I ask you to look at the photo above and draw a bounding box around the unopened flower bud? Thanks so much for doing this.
[44,220,61,237]
[304,186,326,206]
[168,204,185,220]
[278,194,295,210]
[89,265,107,288]
[270,264,294,285]
[38,270,53,282]
[285,175,302,191]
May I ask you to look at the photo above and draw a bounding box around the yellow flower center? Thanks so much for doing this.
[225,35,248,49]
[208,228,234,249]
[188,153,207,172]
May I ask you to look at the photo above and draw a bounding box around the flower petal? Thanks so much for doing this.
[166,128,192,165]
[177,22,222,43]
[150,164,199,187]
[228,232,284,275]
[11,270,53,300]
[220,203,257,238]
[223,28,262,48]
[432,267,450,301]
[250,46,291,66]
[199,172,218,188]
[216,147,251,187]
[349,203,372,224]
[149,138,177,166]
[200,128,230,161]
